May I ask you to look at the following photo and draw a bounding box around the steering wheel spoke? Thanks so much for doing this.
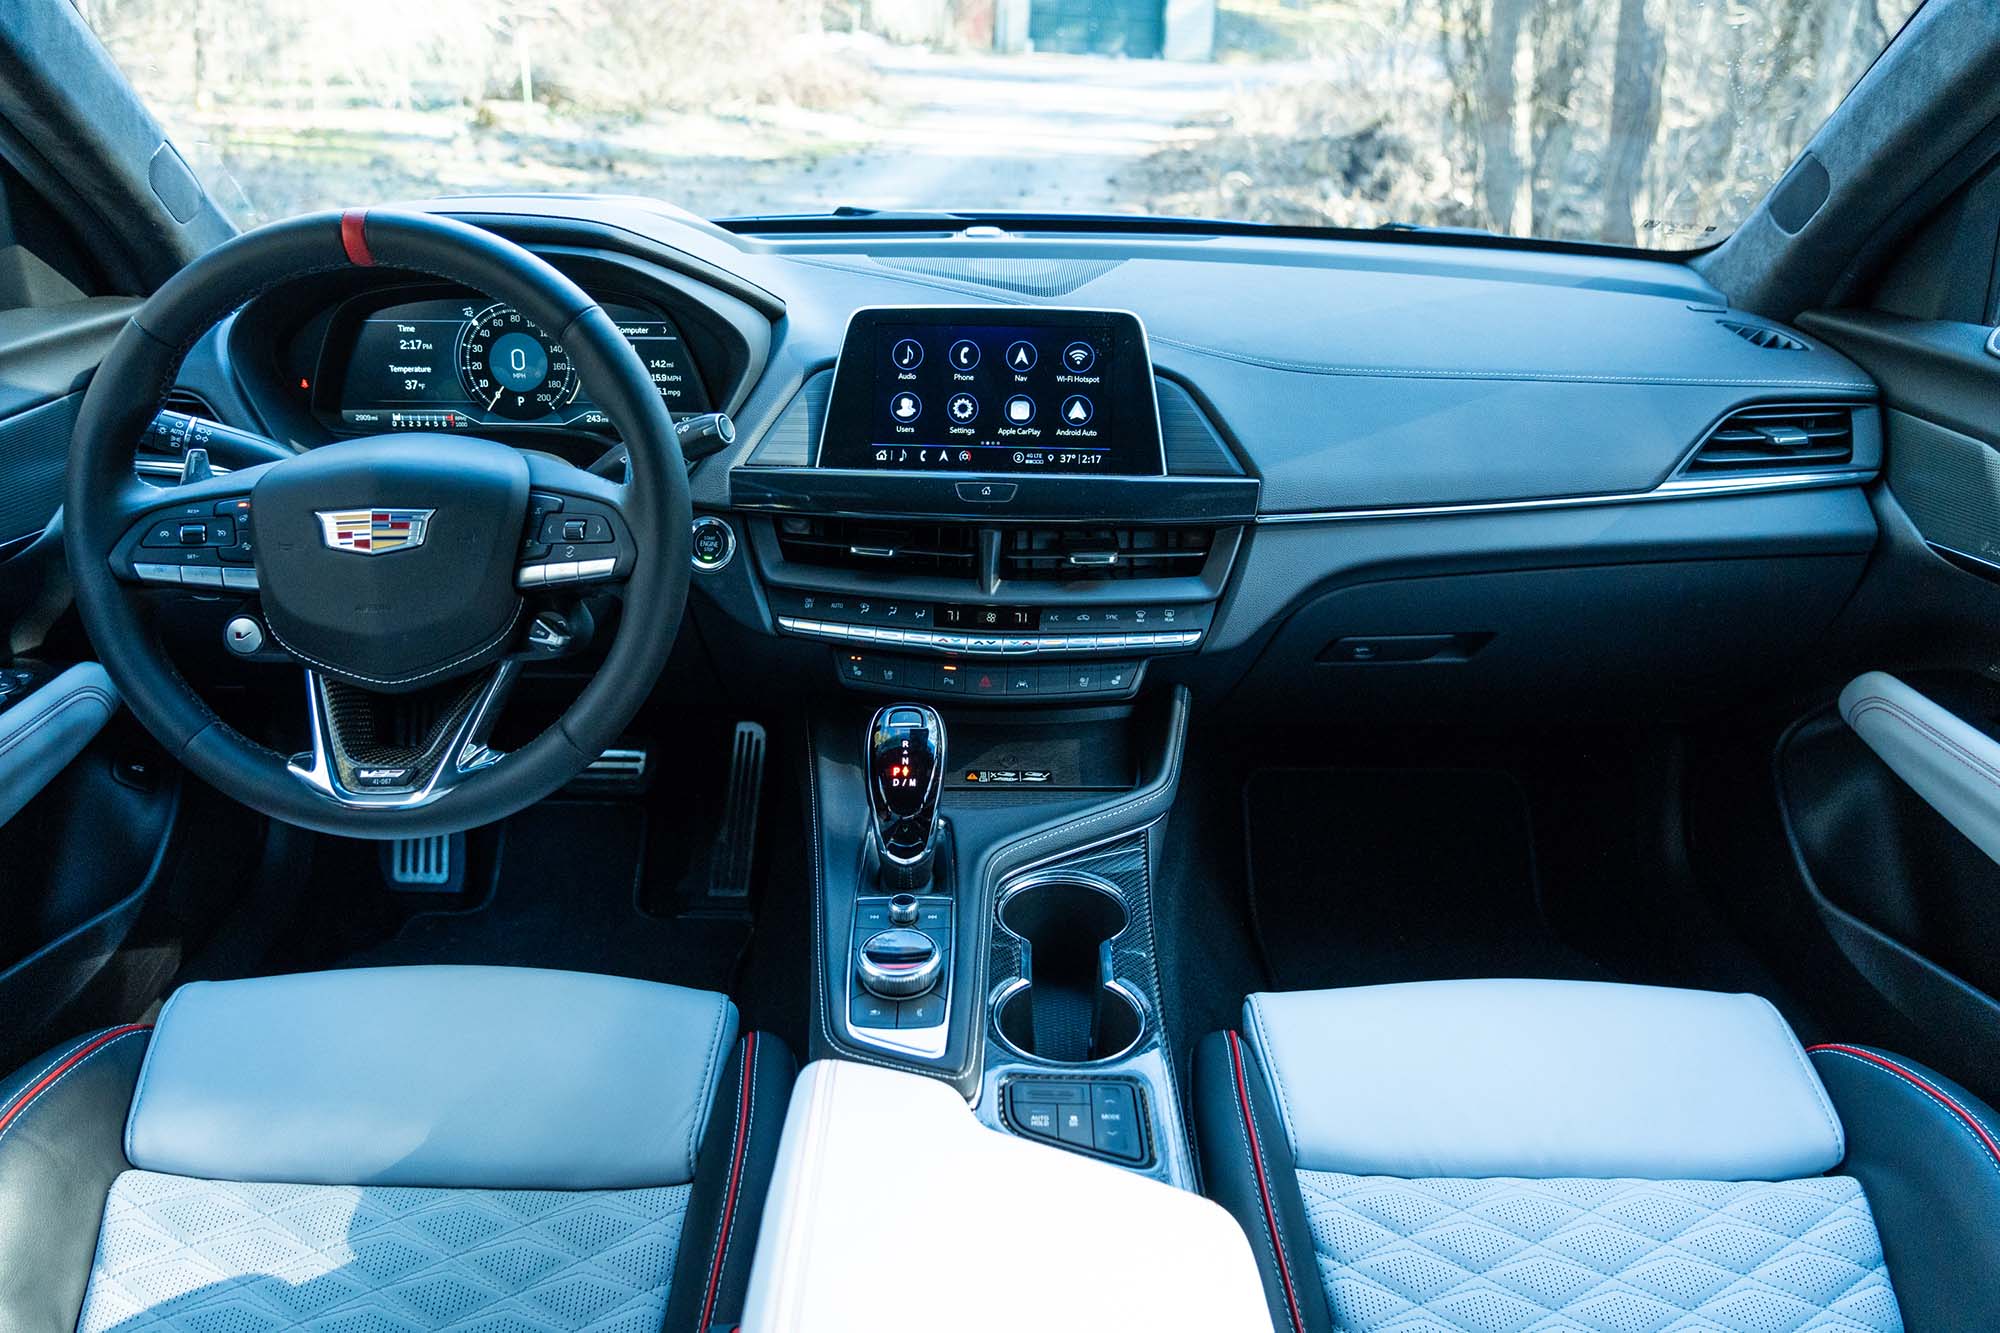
[287,661,519,809]
[514,453,640,593]
[107,470,267,592]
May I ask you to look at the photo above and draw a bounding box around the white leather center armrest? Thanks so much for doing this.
[743,1060,1268,1332]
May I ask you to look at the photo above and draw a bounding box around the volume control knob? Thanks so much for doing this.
[857,927,942,998]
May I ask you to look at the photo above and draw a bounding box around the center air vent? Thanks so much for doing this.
[1684,404,1854,473]
[999,526,1213,582]
[775,516,977,576]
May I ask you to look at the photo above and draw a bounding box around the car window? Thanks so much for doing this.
[78,0,1924,249]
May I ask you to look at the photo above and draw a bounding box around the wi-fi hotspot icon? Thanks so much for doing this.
[1062,341,1096,372]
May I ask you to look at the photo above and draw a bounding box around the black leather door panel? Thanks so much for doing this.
[1803,309,2000,576]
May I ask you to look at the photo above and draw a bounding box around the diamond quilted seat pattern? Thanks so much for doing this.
[1295,1173,1904,1333]
[76,1170,693,1333]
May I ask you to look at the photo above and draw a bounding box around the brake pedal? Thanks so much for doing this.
[567,745,650,793]
[708,722,767,899]
[380,832,463,894]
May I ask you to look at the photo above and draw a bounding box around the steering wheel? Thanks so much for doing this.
[64,209,692,837]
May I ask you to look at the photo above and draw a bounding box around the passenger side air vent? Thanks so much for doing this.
[1718,320,1809,352]
[1684,404,1854,473]
[998,526,1213,582]
[775,516,977,576]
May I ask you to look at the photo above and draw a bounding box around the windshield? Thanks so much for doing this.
[81,0,1922,250]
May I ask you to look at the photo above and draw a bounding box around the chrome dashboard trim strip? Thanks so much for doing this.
[777,618,1201,654]
[1251,468,1874,524]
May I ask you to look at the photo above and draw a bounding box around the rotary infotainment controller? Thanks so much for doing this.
[816,307,1165,476]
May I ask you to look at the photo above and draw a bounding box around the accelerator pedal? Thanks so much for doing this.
[707,722,767,899]
[380,832,464,894]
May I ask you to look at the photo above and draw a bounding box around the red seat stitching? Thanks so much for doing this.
[1807,1042,2000,1169]
[1230,1030,1307,1333]
[697,1032,757,1332]
[0,1024,150,1140]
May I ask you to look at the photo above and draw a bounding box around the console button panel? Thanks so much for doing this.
[1004,1076,1150,1165]
[848,895,951,1031]
[834,653,1143,701]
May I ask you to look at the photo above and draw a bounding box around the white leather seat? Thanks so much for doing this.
[1194,978,2000,1332]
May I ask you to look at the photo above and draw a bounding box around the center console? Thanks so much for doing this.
[807,682,1197,1187]
[704,305,1235,1189]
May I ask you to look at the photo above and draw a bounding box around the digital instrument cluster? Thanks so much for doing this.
[817,307,1164,475]
[322,294,709,432]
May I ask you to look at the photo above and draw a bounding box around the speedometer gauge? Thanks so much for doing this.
[456,303,578,419]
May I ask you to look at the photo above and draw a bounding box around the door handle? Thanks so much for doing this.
[1841,671,2000,866]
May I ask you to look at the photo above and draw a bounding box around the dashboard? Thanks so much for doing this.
[159,194,1887,723]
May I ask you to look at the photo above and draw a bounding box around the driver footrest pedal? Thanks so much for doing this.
[380,832,464,894]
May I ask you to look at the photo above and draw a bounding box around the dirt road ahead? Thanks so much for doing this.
[728,47,1289,218]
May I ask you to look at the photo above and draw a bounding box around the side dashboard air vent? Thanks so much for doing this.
[999,526,1213,582]
[1718,320,1809,352]
[775,516,977,576]
[164,388,219,419]
[1684,404,1854,473]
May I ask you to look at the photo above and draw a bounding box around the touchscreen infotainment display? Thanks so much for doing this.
[816,308,1163,475]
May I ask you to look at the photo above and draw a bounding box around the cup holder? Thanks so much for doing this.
[994,874,1144,1064]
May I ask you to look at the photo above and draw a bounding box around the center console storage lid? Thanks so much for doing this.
[743,1059,1266,1332]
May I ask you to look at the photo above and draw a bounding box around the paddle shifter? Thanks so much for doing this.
[866,702,944,892]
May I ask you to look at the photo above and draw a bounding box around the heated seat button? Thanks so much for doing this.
[899,991,946,1027]
[1092,1083,1143,1161]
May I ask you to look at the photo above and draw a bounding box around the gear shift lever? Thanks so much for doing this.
[866,702,945,891]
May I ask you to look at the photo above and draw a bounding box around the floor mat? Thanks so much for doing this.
[1244,768,1614,992]
[345,800,750,993]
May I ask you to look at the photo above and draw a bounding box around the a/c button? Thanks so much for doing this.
[955,481,1017,504]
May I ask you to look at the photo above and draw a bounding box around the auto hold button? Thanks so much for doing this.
[1016,1103,1057,1135]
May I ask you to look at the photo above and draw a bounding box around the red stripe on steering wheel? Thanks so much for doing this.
[339,210,375,267]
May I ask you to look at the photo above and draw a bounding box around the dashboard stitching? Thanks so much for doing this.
[261,602,523,689]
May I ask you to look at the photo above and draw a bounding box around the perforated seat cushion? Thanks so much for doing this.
[1297,1172,1902,1333]
[76,1170,691,1333]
